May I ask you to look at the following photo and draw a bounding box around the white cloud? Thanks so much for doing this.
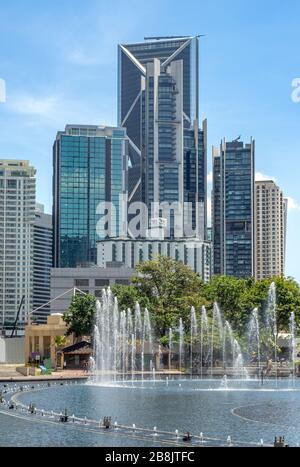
[0,78,6,103]
[255,172,277,182]
[6,91,114,129]
[207,171,213,184]
[255,173,300,212]
[9,94,59,116]
[67,50,99,66]
[285,197,300,211]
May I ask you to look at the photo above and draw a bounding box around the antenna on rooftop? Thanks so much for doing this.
[233,135,242,142]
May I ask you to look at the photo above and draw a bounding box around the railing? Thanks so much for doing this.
[0,381,273,447]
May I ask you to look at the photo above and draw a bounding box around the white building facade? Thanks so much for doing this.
[32,204,53,323]
[97,238,212,282]
[255,180,288,280]
[0,160,36,333]
[50,265,135,314]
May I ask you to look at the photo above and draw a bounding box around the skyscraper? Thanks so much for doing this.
[255,180,288,280]
[212,139,255,278]
[53,125,128,268]
[0,160,36,333]
[32,204,53,323]
[118,36,207,238]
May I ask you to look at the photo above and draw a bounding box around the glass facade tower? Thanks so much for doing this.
[212,139,255,278]
[118,36,207,239]
[53,125,128,268]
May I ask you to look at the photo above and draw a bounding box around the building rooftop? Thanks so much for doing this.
[56,125,127,140]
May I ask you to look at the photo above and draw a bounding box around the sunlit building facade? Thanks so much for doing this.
[0,160,36,332]
[53,125,128,268]
[118,36,207,239]
[212,139,255,278]
[255,180,288,280]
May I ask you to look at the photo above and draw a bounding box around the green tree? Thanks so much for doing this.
[63,294,96,338]
[54,335,67,349]
[202,276,251,333]
[203,275,300,337]
[132,256,205,337]
[249,276,300,333]
[110,256,300,345]
[53,335,68,368]
[111,284,150,312]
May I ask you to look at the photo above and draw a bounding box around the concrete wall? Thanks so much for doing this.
[50,266,135,314]
[0,338,5,363]
[0,337,25,364]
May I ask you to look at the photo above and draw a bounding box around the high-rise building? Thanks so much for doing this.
[53,125,128,268]
[283,198,288,266]
[255,180,288,280]
[0,160,36,333]
[32,203,53,323]
[118,36,207,238]
[212,139,255,278]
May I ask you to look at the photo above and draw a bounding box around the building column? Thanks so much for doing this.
[25,334,30,363]
[50,337,56,368]
[39,336,44,361]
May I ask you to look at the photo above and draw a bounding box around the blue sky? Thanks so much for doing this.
[0,0,299,281]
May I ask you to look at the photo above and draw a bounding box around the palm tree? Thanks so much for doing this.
[54,336,67,369]
[54,335,67,349]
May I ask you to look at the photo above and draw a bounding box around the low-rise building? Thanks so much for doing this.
[97,237,212,282]
[50,265,135,314]
[24,313,72,366]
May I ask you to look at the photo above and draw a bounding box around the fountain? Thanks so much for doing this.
[221,375,228,390]
[200,306,209,379]
[210,303,223,377]
[178,318,184,372]
[289,312,297,384]
[91,283,297,387]
[168,328,173,371]
[92,291,153,383]
[266,282,278,383]
[190,307,197,378]
[248,309,261,375]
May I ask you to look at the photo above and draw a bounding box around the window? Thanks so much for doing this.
[74,279,89,287]
[95,279,109,287]
[7,180,17,188]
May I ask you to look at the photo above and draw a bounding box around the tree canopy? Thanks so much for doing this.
[62,257,300,342]
[63,293,96,338]
[113,256,300,339]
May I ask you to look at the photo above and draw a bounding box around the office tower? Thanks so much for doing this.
[207,226,212,242]
[255,180,288,280]
[212,139,255,278]
[32,204,53,323]
[0,160,36,333]
[118,36,207,238]
[206,226,213,276]
[53,125,128,268]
